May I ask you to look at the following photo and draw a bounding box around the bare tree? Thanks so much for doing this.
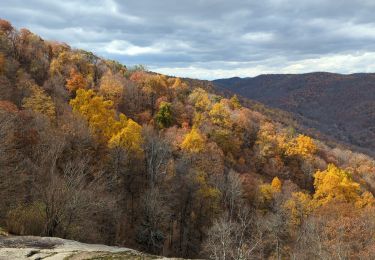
[143,125,171,188]
[137,187,170,254]
[39,156,110,238]
[203,207,258,260]
[0,110,20,221]
[0,110,15,169]
[216,170,243,220]
[28,126,108,238]
[292,215,327,260]
[204,215,233,260]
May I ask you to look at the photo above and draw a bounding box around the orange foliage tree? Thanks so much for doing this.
[65,69,87,92]
[0,19,13,35]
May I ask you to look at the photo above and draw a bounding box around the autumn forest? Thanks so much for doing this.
[1,19,375,259]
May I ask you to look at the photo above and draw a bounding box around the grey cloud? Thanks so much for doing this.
[1,0,375,79]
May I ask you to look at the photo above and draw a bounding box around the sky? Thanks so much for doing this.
[2,0,375,80]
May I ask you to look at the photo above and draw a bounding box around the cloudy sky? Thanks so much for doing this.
[2,0,375,79]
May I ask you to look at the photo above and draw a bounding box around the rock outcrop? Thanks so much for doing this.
[0,236,182,260]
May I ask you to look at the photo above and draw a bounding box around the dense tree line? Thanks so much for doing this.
[1,19,375,259]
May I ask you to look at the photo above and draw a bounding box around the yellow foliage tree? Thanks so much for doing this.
[144,74,168,95]
[170,77,188,98]
[172,77,182,89]
[211,128,241,157]
[285,134,317,158]
[256,122,287,157]
[65,69,87,92]
[109,119,143,155]
[271,177,282,192]
[313,164,361,206]
[99,71,124,105]
[355,191,375,208]
[70,89,143,154]
[142,74,168,112]
[49,51,94,84]
[70,89,122,141]
[259,184,274,205]
[194,171,221,213]
[188,88,211,111]
[193,112,204,127]
[259,177,283,206]
[22,85,56,121]
[181,127,205,153]
[209,102,231,128]
[229,95,241,109]
[49,51,68,76]
[284,192,314,227]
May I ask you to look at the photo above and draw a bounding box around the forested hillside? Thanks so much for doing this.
[214,73,375,156]
[1,19,375,259]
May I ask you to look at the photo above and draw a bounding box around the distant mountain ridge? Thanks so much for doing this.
[213,72,375,156]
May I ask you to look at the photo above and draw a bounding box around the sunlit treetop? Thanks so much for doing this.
[284,192,314,227]
[181,127,206,153]
[209,102,231,128]
[271,176,282,192]
[313,164,361,205]
[70,89,120,141]
[108,119,143,156]
[229,95,241,110]
[285,134,317,158]
[188,88,211,112]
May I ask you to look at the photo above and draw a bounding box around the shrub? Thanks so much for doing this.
[6,202,46,236]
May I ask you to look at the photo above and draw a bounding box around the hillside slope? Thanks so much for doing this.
[1,19,375,259]
[214,73,375,156]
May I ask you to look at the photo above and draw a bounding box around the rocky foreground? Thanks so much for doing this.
[0,236,184,260]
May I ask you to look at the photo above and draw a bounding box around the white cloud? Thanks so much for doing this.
[338,23,375,39]
[242,32,274,42]
[153,65,275,80]
[152,52,375,80]
[104,40,162,56]
[281,52,375,73]
[3,0,375,79]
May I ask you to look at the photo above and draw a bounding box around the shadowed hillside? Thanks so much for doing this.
[214,73,375,156]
